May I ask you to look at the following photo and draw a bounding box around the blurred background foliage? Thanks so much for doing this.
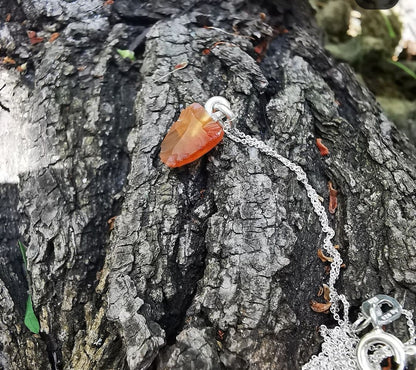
[309,0,416,143]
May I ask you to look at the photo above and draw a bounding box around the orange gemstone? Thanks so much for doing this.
[160,103,224,167]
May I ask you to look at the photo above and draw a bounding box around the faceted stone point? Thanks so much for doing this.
[160,103,224,167]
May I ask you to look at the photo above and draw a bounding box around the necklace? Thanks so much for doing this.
[160,96,416,369]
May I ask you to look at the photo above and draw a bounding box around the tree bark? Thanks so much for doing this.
[1,0,416,369]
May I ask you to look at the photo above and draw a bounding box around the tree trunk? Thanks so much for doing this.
[1,0,416,369]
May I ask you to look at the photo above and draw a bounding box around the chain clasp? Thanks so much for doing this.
[355,295,407,370]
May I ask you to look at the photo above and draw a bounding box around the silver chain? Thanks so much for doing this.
[203,97,416,369]
[223,125,361,369]
[224,126,349,323]
[404,309,416,345]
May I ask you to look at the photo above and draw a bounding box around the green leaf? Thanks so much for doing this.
[387,60,416,80]
[117,49,135,61]
[381,13,396,39]
[18,240,27,267]
[18,242,41,334]
[24,295,40,334]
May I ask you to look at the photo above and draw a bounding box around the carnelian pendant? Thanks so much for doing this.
[160,103,224,167]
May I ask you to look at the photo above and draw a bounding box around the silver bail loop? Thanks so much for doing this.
[204,96,235,124]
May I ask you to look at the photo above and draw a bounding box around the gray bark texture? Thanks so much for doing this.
[1,0,416,369]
